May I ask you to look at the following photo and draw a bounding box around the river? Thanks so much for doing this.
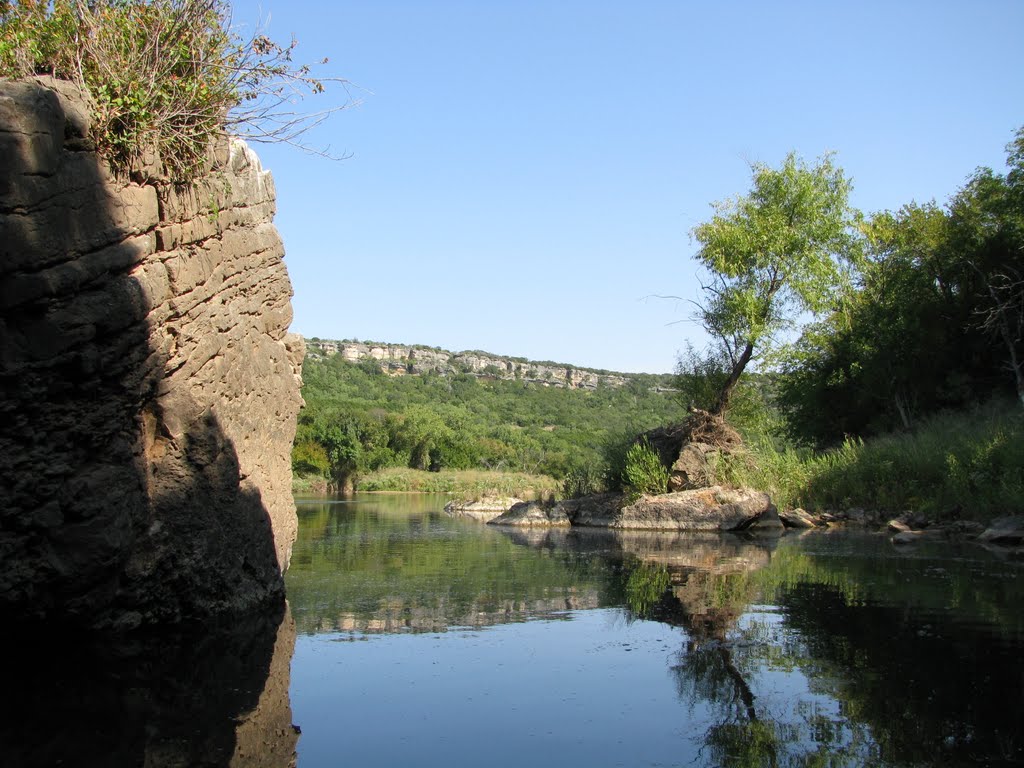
[4,493,1022,766]
[285,493,1024,767]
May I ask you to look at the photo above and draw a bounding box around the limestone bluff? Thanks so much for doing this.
[0,78,303,630]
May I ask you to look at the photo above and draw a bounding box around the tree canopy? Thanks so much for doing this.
[780,128,1024,444]
[690,152,860,415]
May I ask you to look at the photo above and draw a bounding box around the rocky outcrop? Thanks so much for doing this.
[304,339,639,390]
[0,78,302,629]
[489,500,572,527]
[443,496,523,522]
[487,487,776,532]
[641,410,743,492]
[612,487,776,531]
[977,516,1024,545]
[555,493,626,527]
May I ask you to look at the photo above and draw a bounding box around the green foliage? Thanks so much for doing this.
[560,463,606,499]
[674,341,729,412]
[355,468,559,497]
[624,561,671,618]
[0,0,341,179]
[291,439,330,476]
[622,439,669,497]
[721,398,1024,519]
[690,151,861,414]
[780,127,1024,445]
[293,354,680,493]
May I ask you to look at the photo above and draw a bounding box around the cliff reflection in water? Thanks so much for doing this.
[286,495,1024,768]
[3,603,298,768]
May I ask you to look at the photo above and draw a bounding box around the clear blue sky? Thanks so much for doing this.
[232,0,1024,374]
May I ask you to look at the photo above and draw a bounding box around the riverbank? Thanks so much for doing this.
[722,399,1024,524]
[292,468,559,499]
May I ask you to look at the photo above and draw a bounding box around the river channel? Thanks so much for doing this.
[286,493,1024,768]
[4,492,1022,766]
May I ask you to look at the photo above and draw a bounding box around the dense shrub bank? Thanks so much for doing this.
[721,399,1024,521]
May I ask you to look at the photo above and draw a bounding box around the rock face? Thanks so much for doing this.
[0,78,303,628]
[305,338,637,390]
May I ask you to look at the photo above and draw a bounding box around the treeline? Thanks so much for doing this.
[293,354,679,491]
[777,129,1023,446]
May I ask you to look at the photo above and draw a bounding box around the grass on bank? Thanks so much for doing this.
[293,468,560,499]
[720,398,1024,521]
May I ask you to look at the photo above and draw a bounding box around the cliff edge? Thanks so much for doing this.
[0,77,303,629]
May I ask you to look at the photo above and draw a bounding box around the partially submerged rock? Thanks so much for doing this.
[488,500,571,528]
[444,497,523,522]
[779,508,818,529]
[891,519,987,545]
[978,516,1024,546]
[489,487,776,532]
[892,529,949,545]
[611,486,774,532]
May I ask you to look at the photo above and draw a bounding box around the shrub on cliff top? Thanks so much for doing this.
[0,0,348,179]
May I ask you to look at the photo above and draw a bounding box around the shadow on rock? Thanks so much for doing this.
[0,602,298,768]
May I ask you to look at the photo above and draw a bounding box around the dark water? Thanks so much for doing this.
[286,494,1024,768]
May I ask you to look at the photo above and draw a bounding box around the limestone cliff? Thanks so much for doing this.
[306,338,662,390]
[0,78,303,629]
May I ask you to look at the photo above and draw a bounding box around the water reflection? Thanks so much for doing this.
[622,532,1024,767]
[2,602,298,768]
[287,495,1024,768]
[287,494,614,634]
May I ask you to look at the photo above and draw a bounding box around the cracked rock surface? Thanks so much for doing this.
[1,78,303,629]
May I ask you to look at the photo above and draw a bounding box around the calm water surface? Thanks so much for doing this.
[286,494,1024,768]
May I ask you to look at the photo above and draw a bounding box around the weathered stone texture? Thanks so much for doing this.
[444,496,524,522]
[488,500,572,527]
[305,338,633,390]
[616,487,775,531]
[0,78,302,628]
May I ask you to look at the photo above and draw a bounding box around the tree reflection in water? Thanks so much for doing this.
[621,537,878,767]
[292,499,1024,768]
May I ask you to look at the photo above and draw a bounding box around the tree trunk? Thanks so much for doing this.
[711,342,755,416]
[893,391,912,430]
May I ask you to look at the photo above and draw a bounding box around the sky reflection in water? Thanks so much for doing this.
[286,494,1024,768]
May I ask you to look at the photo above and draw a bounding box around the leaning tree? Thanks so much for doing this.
[690,152,861,416]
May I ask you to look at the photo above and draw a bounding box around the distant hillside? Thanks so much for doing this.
[304,338,675,391]
[293,342,683,492]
